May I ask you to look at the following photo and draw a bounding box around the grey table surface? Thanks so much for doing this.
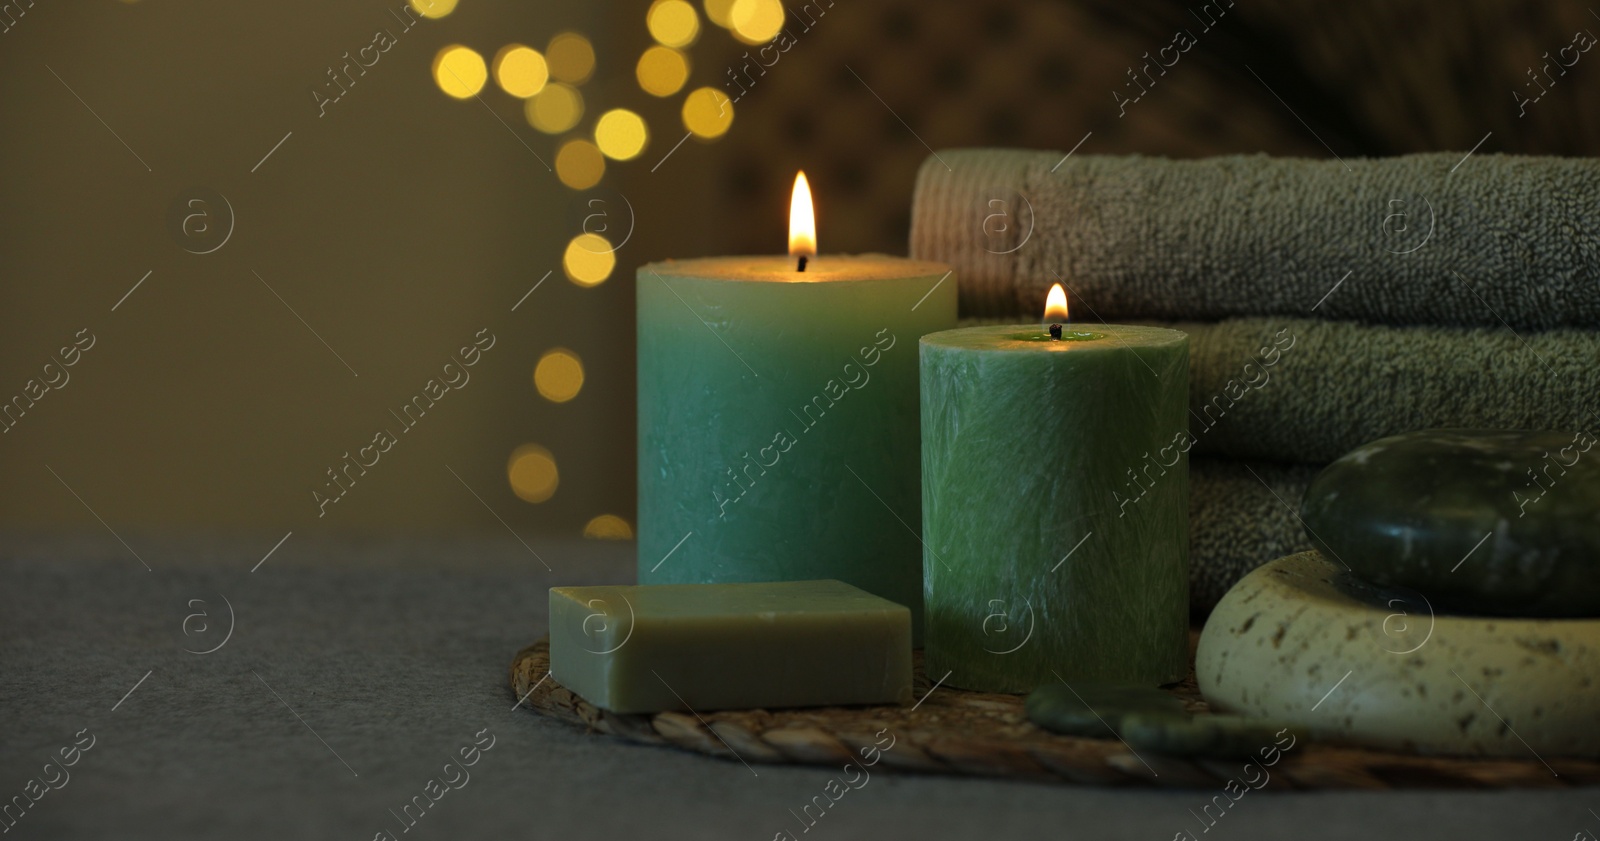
[1,534,1595,841]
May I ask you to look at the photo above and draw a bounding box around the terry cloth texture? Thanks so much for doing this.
[955,316,1600,464]
[1189,458,1318,615]
[911,149,1600,329]
[1174,317,1600,464]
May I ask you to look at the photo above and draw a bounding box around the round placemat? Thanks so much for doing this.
[509,638,1599,788]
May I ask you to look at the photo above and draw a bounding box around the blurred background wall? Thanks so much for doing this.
[3,0,1597,540]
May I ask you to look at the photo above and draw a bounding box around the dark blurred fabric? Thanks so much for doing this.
[693,0,1600,255]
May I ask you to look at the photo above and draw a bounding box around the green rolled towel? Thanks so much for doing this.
[912,149,1600,329]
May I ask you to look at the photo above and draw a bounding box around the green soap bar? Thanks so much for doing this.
[1025,682,1186,737]
[549,580,913,714]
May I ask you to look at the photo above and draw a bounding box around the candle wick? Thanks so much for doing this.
[797,255,808,273]
[1049,323,1062,341]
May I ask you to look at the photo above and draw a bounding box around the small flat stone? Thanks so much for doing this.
[1024,682,1185,738]
[1300,428,1600,616]
[1119,713,1296,759]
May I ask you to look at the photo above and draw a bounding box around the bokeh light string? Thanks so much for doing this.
[420,0,786,532]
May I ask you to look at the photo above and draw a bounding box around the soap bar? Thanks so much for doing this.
[549,580,913,714]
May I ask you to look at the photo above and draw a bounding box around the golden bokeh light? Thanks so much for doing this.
[583,514,635,540]
[647,0,700,48]
[433,45,487,99]
[525,83,584,133]
[594,109,649,161]
[730,0,783,43]
[555,139,605,190]
[563,233,616,286]
[546,32,595,84]
[636,46,690,97]
[682,87,734,138]
[409,0,458,19]
[534,348,586,402]
[493,45,549,98]
[704,0,737,28]
[507,444,559,504]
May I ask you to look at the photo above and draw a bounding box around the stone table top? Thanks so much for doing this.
[1,534,1593,840]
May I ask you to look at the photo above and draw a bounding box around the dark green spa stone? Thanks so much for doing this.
[1300,429,1600,617]
[1118,713,1294,759]
[1026,683,1296,759]
[1024,682,1186,738]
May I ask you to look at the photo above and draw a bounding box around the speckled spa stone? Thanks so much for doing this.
[1301,429,1600,616]
[1198,551,1600,758]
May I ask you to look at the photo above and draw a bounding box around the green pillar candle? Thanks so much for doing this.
[920,312,1190,692]
[636,255,956,635]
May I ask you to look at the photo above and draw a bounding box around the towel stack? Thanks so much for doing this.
[910,149,1600,614]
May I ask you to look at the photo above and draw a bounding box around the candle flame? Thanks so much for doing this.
[788,171,817,258]
[1044,283,1068,322]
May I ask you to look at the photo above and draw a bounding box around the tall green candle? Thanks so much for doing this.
[637,176,957,633]
[920,288,1189,692]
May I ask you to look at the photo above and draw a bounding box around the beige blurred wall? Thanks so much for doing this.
[0,0,688,538]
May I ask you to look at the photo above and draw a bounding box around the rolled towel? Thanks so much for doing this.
[1176,317,1600,464]
[957,316,1600,464]
[911,149,1600,329]
[1189,458,1316,616]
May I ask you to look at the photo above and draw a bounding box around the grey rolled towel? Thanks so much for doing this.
[912,149,1600,329]
[958,315,1600,464]
[1189,458,1317,616]
[1175,317,1600,464]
